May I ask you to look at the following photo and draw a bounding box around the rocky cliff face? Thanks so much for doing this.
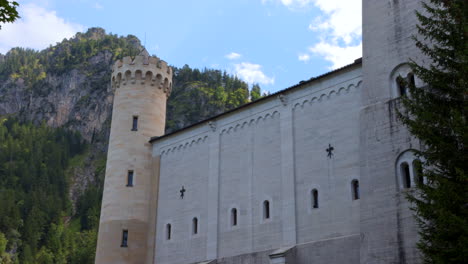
[0,50,114,146]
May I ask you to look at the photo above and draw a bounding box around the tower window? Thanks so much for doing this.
[352,180,360,200]
[312,189,319,209]
[231,208,238,226]
[166,224,171,240]
[401,162,411,188]
[132,116,138,131]
[263,200,270,220]
[192,217,198,235]
[121,230,128,247]
[127,170,134,187]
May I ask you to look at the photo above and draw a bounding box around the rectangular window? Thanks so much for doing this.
[121,230,128,247]
[127,170,134,187]
[132,116,138,131]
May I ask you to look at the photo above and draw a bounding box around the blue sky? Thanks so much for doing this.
[0,0,362,93]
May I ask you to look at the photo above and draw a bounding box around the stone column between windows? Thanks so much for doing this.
[279,103,297,246]
[206,132,220,260]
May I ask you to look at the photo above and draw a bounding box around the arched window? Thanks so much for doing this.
[312,189,319,209]
[401,162,411,188]
[352,180,360,200]
[192,217,198,235]
[396,72,416,97]
[390,65,418,98]
[231,208,237,226]
[263,200,270,219]
[396,76,408,96]
[413,159,424,185]
[396,150,424,190]
[166,224,171,240]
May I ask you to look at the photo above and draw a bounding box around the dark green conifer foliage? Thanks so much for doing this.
[0,118,99,263]
[0,0,19,29]
[398,0,468,262]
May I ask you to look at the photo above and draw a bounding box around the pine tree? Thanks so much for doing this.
[398,0,468,263]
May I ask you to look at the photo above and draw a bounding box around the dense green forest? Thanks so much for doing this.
[0,118,98,263]
[0,28,263,263]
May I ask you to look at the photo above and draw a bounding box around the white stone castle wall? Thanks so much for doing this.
[293,76,362,244]
[152,64,362,264]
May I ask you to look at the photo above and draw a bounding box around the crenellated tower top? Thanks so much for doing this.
[111,49,173,97]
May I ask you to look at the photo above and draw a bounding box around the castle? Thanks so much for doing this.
[95,0,426,263]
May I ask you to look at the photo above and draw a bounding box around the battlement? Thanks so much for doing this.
[111,52,173,97]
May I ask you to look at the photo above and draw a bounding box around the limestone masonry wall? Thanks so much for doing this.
[96,51,172,264]
[152,65,364,264]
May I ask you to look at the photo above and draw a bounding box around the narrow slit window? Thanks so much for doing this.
[263,200,270,220]
[192,218,198,235]
[121,230,128,247]
[132,116,138,131]
[312,189,319,208]
[166,224,171,240]
[401,163,411,188]
[127,170,134,187]
[352,180,360,200]
[231,208,237,226]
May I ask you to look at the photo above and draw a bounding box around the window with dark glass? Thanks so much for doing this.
[192,218,198,235]
[312,189,319,208]
[401,163,411,188]
[397,76,407,96]
[132,116,138,131]
[127,170,134,187]
[121,230,128,247]
[231,208,237,226]
[413,160,424,185]
[263,200,270,219]
[352,180,360,200]
[166,224,171,240]
[408,73,415,87]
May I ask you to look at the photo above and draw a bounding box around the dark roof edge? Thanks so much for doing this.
[149,58,362,143]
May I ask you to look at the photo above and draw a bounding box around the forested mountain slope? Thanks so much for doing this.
[0,27,262,263]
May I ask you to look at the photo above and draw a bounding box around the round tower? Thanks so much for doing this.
[95,50,172,264]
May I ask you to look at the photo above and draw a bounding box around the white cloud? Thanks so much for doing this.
[234,62,274,85]
[309,41,362,69]
[225,52,241,60]
[0,3,84,54]
[286,0,362,68]
[309,0,361,45]
[298,53,310,62]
